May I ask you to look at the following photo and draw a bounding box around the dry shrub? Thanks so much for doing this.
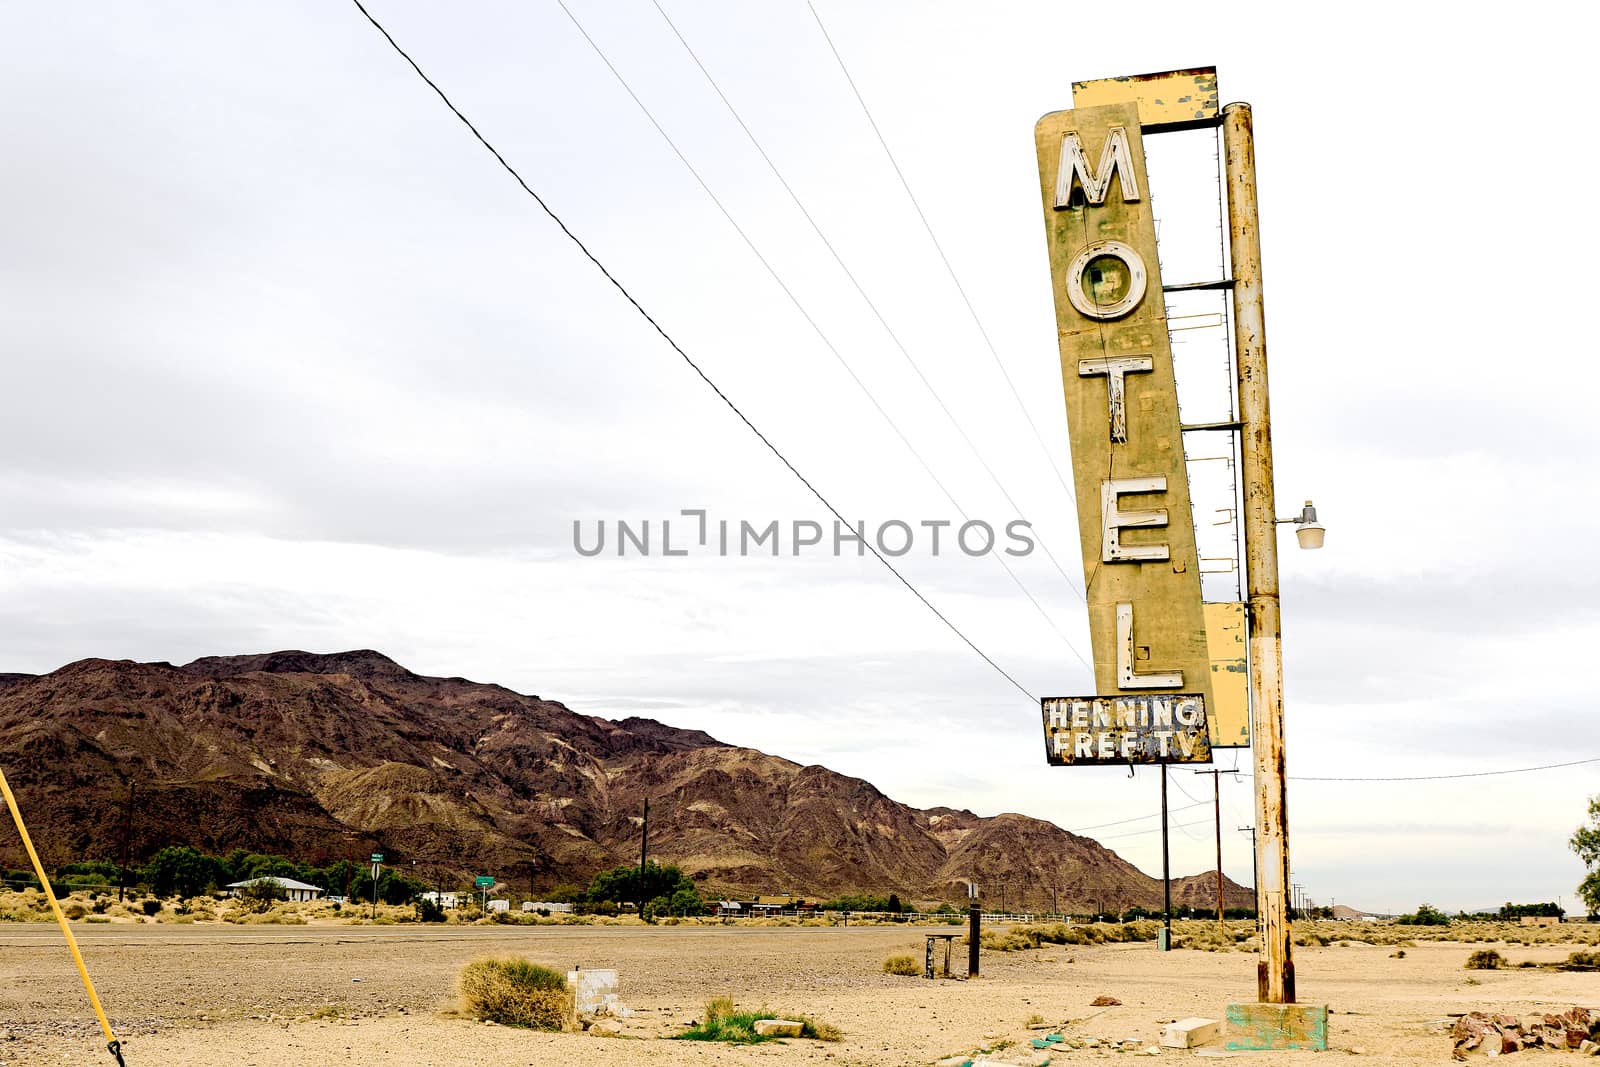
[1464,949,1504,970]
[882,954,919,976]
[62,902,87,920]
[458,956,571,1030]
[1560,949,1600,971]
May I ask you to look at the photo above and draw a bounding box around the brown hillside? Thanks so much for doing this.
[0,652,1251,908]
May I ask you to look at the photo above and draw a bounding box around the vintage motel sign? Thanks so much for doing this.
[1034,79,1217,761]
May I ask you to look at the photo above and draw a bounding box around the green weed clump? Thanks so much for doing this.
[883,954,919,976]
[675,997,839,1043]
[457,956,572,1030]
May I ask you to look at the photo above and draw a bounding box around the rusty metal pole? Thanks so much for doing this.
[1224,100,1295,1005]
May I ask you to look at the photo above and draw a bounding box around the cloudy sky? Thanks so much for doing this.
[4,0,1597,915]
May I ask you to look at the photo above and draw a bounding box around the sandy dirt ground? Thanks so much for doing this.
[1,922,1595,1066]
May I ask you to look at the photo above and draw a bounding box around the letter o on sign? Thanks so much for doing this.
[1065,240,1147,320]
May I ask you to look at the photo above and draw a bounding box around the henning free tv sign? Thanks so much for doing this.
[1041,695,1211,766]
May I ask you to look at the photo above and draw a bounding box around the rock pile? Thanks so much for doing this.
[1451,1007,1598,1058]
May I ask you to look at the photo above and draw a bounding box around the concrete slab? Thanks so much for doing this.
[1224,1002,1329,1051]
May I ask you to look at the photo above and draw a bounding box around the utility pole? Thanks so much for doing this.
[116,780,135,903]
[1225,100,1295,1005]
[1160,764,1172,950]
[1238,826,1260,937]
[638,798,649,906]
[1196,768,1240,938]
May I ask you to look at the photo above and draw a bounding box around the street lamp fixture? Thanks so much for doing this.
[1277,500,1324,550]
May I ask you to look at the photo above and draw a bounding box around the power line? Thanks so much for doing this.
[1066,799,1208,834]
[346,0,1035,703]
[806,3,1080,515]
[1290,755,1600,782]
[555,0,1090,673]
[650,0,1092,631]
[1098,818,1211,842]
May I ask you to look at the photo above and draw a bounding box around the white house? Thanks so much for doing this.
[419,891,460,909]
[225,876,324,903]
[521,901,574,914]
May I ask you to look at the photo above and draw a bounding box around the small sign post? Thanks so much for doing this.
[369,854,383,920]
[475,875,494,912]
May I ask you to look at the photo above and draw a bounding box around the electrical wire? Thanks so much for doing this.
[555,0,1092,673]
[1097,817,1211,842]
[346,0,1037,703]
[1290,756,1600,782]
[1065,799,1208,834]
[651,0,1093,630]
[806,2,1079,508]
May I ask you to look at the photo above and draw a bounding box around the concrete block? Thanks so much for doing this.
[1161,1017,1221,1048]
[1224,1003,1329,1051]
[752,1019,803,1038]
[566,969,618,1015]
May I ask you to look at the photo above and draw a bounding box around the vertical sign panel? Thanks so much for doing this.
[1034,101,1212,712]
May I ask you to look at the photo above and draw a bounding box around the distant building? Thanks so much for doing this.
[716,900,743,917]
[224,877,323,903]
[521,901,573,914]
[486,899,510,913]
[420,891,460,909]
[1519,915,1560,927]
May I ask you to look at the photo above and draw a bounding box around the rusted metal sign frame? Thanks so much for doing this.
[1041,694,1213,766]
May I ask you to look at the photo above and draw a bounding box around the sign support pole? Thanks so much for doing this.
[1223,100,1294,1005]
[1160,764,1172,949]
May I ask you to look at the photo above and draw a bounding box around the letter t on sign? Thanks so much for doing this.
[1079,356,1153,443]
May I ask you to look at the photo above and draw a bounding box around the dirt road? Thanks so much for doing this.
[1,923,1594,1065]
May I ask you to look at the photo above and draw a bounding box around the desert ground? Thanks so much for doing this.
[1,920,1596,1066]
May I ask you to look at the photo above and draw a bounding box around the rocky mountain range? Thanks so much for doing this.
[0,650,1251,909]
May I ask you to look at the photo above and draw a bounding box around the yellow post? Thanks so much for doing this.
[0,766,125,1062]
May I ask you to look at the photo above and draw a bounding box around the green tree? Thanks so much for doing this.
[376,870,426,906]
[143,846,224,898]
[1572,794,1600,916]
[1396,903,1451,926]
[583,861,693,907]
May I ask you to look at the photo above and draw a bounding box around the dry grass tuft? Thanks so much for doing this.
[457,956,571,1030]
[882,954,919,976]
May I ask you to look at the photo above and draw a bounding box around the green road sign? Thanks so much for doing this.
[371,853,384,863]
[475,876,494,888]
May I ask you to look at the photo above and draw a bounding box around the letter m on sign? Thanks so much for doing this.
[1053,127,1139,208]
